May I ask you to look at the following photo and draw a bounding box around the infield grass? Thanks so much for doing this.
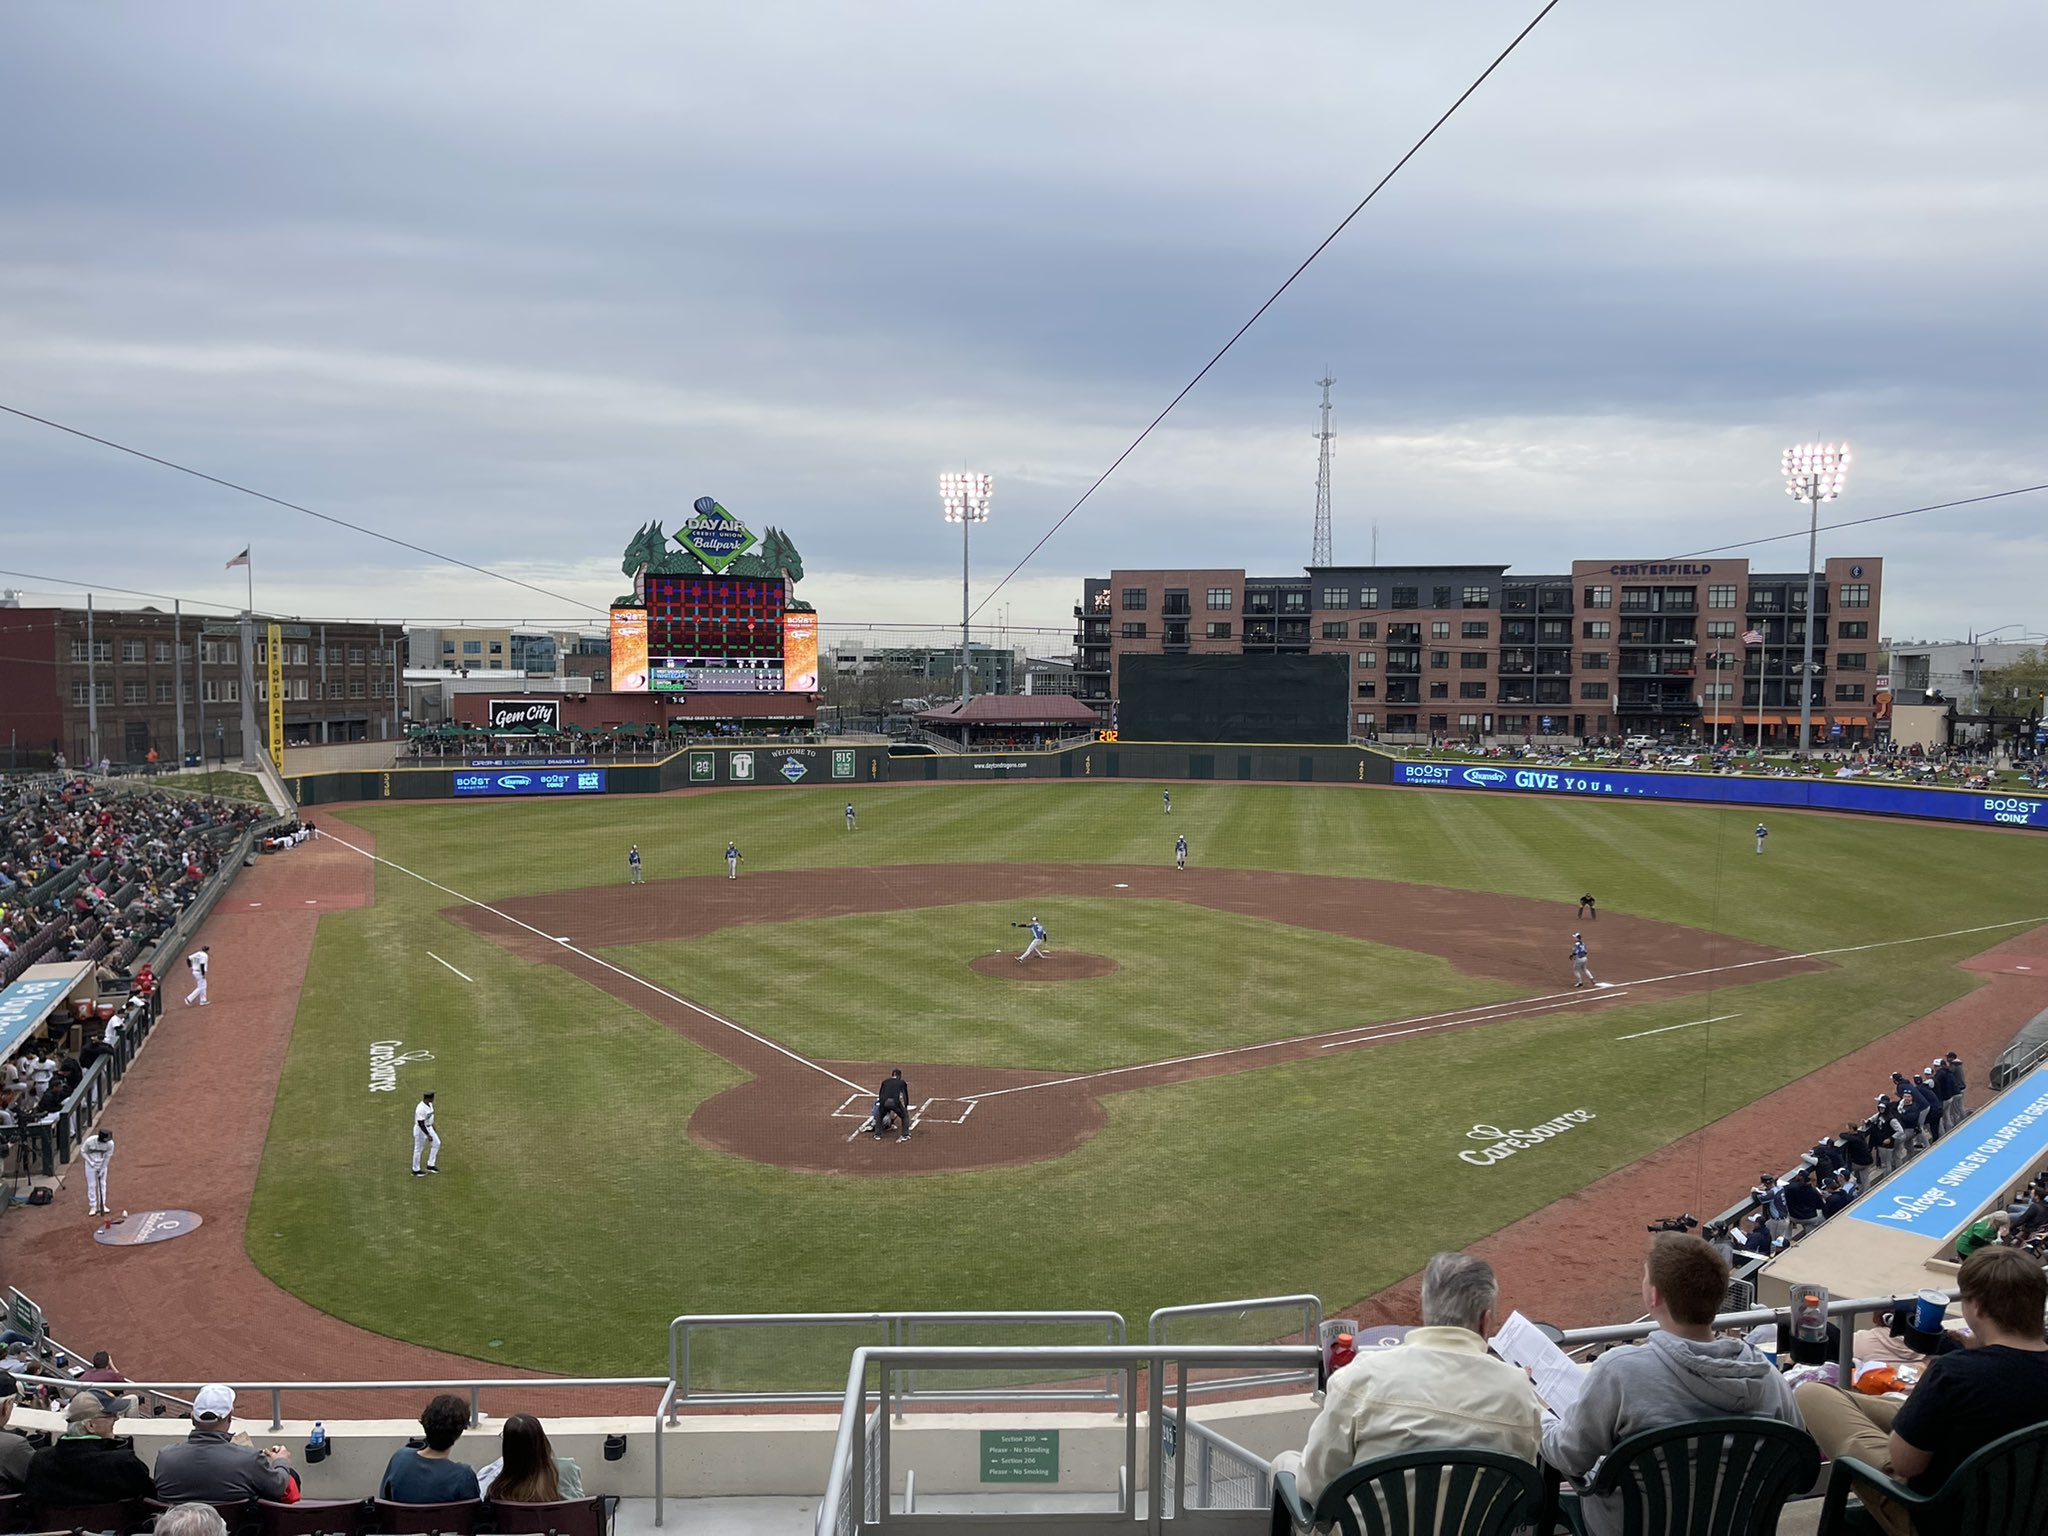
[248,781,2046,1377]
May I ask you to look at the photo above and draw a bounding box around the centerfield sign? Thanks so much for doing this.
[980,1430,1059,1483]
[487,698,562,733]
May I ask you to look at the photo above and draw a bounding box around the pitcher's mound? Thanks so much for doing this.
[970,951,1119,980]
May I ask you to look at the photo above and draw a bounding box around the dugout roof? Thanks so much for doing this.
[914,695,1103,728]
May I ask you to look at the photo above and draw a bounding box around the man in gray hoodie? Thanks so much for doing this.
[1541,1234,1805,1536]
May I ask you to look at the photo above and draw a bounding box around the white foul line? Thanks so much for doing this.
[320,832,867,1094]
[426,952,474,984]
[961,912,2048,1103]
[1615,1013,1741,1042]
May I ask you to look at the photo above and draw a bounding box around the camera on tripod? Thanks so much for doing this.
[1646,1213,1699,1234]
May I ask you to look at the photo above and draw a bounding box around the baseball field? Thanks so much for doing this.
[245,780,2041,1379]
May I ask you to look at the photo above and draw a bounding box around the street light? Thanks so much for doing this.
[1781,442,1849,754]
[939,471,993,706]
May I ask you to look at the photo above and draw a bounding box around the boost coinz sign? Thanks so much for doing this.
[487,699,562,733]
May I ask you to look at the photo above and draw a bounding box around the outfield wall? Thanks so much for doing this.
[284,740,2048,833]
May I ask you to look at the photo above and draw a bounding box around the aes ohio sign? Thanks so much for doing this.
[487,698,563,733]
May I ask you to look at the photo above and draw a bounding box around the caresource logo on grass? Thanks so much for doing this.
[1848,1081,2048,1235]
[369,1039,435,1093]
[1459,1109,1596,1167]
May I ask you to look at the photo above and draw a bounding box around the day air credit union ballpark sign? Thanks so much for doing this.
[677,497,758,574]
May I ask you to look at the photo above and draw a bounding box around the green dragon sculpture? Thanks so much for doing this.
[616,519,810,609]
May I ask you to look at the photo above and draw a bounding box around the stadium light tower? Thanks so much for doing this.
[1781,442,1849,755]
[939,471,993,706]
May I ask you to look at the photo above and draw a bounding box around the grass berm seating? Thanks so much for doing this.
[1270,1448,1543,1536]
[1815,1420,2048,1536]
[1546,1417,1819,1536]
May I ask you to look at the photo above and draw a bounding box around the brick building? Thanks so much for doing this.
[0,605,405,768]
[1076,555,1884,745]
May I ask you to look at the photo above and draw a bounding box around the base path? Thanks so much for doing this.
[453,865,1818,1176]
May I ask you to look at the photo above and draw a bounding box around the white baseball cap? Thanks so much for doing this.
[193,1384,236,1421]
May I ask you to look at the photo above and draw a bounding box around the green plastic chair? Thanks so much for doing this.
[1554,1417,1819,1536]
[1816,1419,2048,1536]
[1271,1448,1542,1536]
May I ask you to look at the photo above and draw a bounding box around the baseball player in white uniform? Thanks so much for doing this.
[726,841,742,879]
[628,845,644,884]
[411,1092,441,1176]
[1174,834,1188,871]
[81,1128,115,1217]
[1754,823,1769,855]
[1013,917,1050,962]
[1162,788,1171,814]
[184,946,210,1006]
[1571,933,1596,989]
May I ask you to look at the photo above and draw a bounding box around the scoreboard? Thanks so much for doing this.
[620,574,789,693]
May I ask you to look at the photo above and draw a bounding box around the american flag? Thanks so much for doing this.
[1742,629,1764,646]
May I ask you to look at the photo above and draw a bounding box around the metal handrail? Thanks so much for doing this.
[1554,1287,1958,1371]
[816,1344,1319,1536]
[1147,1294,1322,1397]
[666,1309,1126,1415]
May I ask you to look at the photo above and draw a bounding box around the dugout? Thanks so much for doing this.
[1118,653,1349,744]
[1754,1064,2048,1308]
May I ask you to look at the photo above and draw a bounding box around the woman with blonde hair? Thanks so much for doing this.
[479,1413,584,1502]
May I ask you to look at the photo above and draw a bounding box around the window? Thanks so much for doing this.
[1839,585,1870,609]
[1584,585,1612,609]
[1205,621,1232,639]
[1356,681,1377,699]
[1246,589,1274,613]
[443,641,456,653]
[290,643,309,666]
[1430,621,1450,640]
[154,641,173,662]
[1538,620,1569,643]
[1387,714,1418,734]
[1460,652,1489,669]
[1429,681,1449,699]
[1163,589,1191,616]
[1432,585,1452,609]
[202,678,239,703]
[1120,588,1149,612]
[117,639,143,663]
[1839,620,1868,639]
[1429,651,1450,669]
[155,681,175,703]
[1462,621,1489,639]
[1356,651,1377,670]
[1459,681,1487,699]
[1582,621,1611,640]
[1581,652,1609,669]
[1835,683,1866,701]
[1391,586,1419,609]
[1387,623,1421,643]
[69,680,113,705]
[1121,622,1147,639]
[1357,713,1377,731]
[1321,587,1350,609]
[463,640,483,654]
[371,675,391,698]
[1705,620,1736,638]
[1462,585,1490,608]
[69,640,113,663]
[349,679,367,698]
[1580,682,1609,700]
[1357,587,1379,610]
[1281,590,1308,612]
[122,681,147,704]
[1708,585,1738,609]
[1321,622,1349,640]
[1206,588,1233,610]
[486,642,502,655]
[1358,622,1377,640]
[1837,652,1867,671]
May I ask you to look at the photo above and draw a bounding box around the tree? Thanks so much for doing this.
[1975,647,2048,718]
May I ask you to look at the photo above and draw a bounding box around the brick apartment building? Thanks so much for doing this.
[1075,555,1884,745]
[0,605,405,768]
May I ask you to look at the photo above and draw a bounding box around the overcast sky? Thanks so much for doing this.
[2,2,2042,649]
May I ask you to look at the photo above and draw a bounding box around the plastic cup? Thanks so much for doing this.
[1914,1289,1948,1332]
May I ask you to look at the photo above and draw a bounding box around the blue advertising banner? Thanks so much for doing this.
[451,768,608,798]
[1845,1071,2048,1238]
[1390,762,2048,830]
[0,973,83,1059]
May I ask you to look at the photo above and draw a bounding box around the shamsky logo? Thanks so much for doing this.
[1461,767,1509,786]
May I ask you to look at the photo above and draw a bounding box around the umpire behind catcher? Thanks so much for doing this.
[874,1069,912,1141]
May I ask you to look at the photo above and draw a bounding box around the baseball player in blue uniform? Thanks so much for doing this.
[1571,933,1596,989]
[1162,788,1171,814]
[628,845,643,884]
[726,841,742,879]
[1175,834,1188,871]
[1754,823,1769,855]
[1012,917,1049,962]
[845,802,856,831]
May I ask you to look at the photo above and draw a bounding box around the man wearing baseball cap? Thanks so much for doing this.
[0,1376,33,1493]
[23,1387,154,1510]
[155,1385,297,1503]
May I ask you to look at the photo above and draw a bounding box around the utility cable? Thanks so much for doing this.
[971,0,1565,618]
[1663,483,2048,561]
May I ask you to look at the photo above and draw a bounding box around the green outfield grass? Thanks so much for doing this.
[248,782,2045,1377]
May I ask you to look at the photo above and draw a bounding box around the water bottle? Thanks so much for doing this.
[310,1422,326,1452]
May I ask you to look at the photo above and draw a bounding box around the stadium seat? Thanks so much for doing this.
[29,1501,144,1536]
[255,1499,368,1536]
[1816,1420,2048,1536]
[1272,1449,1542,1536]
[486,1497,615,1536]
[145,1498,251,1534]
[369,1500,483,1536]
[1550,1417,1819,1536]
[0,1494,21,1533]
